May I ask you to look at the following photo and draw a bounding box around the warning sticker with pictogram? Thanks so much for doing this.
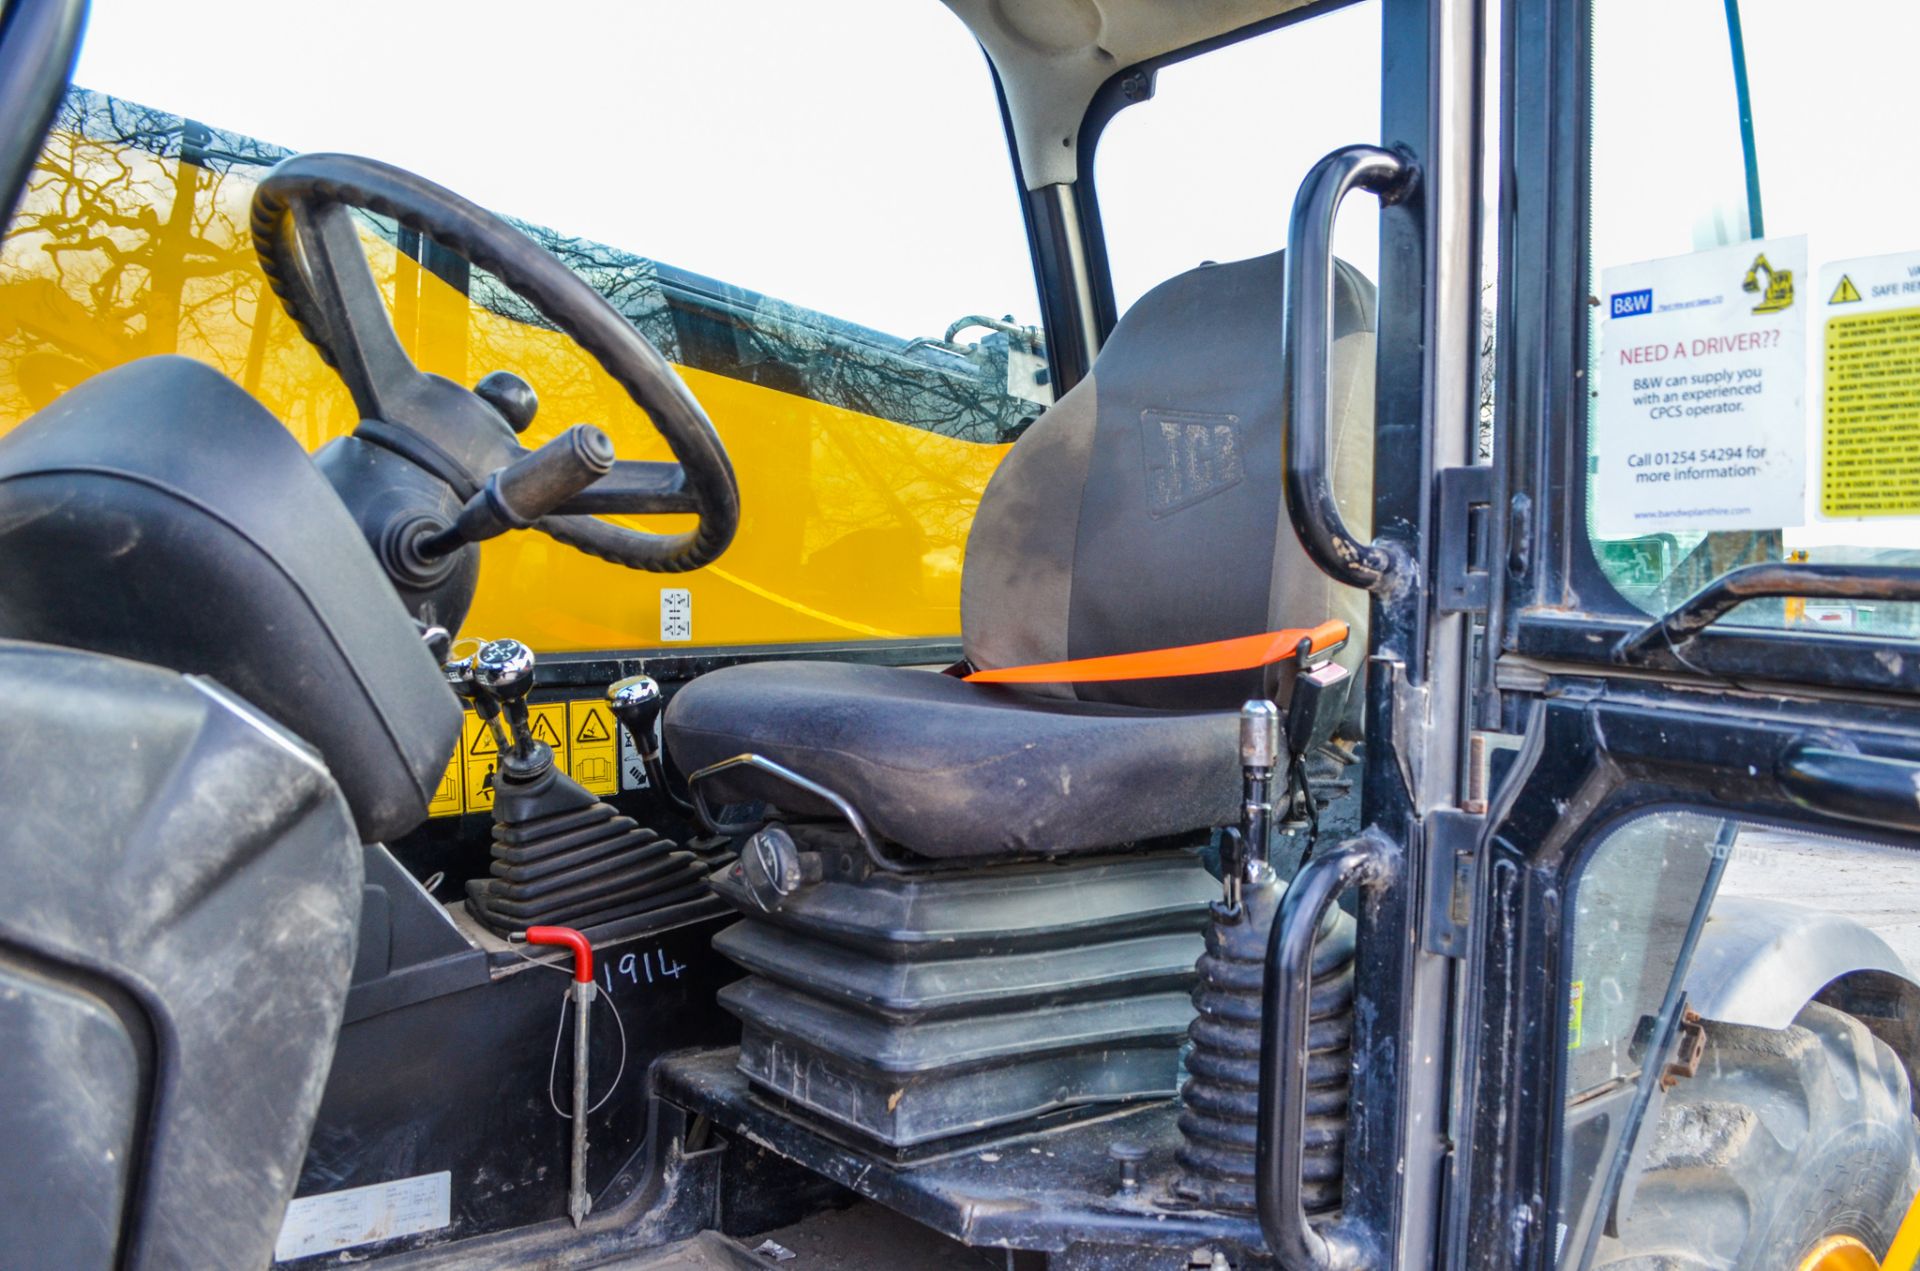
[1819,251,1920,519]
[464,757,497,813]
[457,704,571,813]
[528,709,564,748]
[566,700,619,795]
[465,711,501,757]
[427,755,462,817]
[434,699,630,813]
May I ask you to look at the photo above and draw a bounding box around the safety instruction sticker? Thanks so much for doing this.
[430,697,632,815]
[1568,980,1584,1051]
[567,699,619,795]
[1593,236,1808,535]
[274,1170,450,1262]
[1819,250,1920,519]
[427,753,462,817]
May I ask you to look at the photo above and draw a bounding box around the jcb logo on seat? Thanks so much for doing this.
[1141,409,1245,517]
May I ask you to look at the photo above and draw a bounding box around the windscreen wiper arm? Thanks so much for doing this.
[1614,561,1920,664]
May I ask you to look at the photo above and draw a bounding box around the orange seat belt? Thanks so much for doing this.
[964,619,1349,685]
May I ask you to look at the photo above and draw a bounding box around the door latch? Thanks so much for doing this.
[1436,464,1494,615]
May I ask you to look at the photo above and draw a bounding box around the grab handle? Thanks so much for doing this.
[1779,741,1920,833]
[1258,830,1397,1269]
[1281,145,1415,593]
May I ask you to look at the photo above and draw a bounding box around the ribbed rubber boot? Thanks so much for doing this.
[464,759,713,936]
[1174,880,1356,1214]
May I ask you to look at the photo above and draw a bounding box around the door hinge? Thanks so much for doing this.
[1659,1010,1708,1089]
[1436,464,1495,615]
[1423,807,1484,958]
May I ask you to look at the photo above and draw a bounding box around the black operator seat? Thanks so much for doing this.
[666,251,1375,859]
[0,355,461,842]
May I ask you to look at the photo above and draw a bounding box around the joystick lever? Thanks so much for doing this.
[445,650,511,758]
[1223,699,1279,910]
[472,638,548,776]
[417,424,615,558]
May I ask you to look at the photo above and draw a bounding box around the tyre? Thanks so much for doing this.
[1594,1001,1920,1271]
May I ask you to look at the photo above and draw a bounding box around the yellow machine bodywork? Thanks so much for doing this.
[0,112,1009,652]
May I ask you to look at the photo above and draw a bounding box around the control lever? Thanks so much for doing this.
[418,423,616,558]
[445,650,511,758]
[607,675,693,810]
[473,638,548,776]
[1224,700,1280,910]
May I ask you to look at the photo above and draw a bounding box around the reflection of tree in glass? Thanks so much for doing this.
[4,88,1046,449]
[0,90,365,447]
[0,87,1030,640]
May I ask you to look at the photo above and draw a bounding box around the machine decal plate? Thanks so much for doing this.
[273,1170,451,1262]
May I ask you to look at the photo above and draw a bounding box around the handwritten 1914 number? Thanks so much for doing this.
[601,946,689,994]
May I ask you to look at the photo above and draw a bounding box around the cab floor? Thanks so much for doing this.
[594,1201,1006,1271]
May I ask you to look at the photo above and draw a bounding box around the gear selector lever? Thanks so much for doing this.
[607,675,692,809]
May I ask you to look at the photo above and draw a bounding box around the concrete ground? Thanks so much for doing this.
[1719,825,1920,973]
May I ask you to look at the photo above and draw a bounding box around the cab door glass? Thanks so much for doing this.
[1586,0,1920,633]
[1,1,1046,652]
[1555,811,1920,1266]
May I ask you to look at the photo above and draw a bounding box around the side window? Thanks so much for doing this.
[0,3,1046,651]
[1086,1,1381,552]
[1586,0,1920,633]
[1090,2,1382,318]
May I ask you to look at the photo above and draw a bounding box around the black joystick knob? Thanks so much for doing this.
[607,675,691,809]
[474,639,545,774]
[474,370,538,434]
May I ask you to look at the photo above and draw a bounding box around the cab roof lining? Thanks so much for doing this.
[942,0,1322,189]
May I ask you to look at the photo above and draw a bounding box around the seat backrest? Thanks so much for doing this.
[0,355,461,842]
[961,250,1375,710]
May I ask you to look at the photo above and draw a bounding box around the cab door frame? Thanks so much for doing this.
[1451,0,1920,1264]
[1257,0,1490,1263]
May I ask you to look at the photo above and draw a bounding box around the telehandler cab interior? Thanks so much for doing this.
[5,0,1920,1267]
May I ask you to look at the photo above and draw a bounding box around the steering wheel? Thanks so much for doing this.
[250,153,738,572]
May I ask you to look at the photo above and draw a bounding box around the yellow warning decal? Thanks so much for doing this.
[566,700,619,795]
[1568,980,1584,1051]
[527,708,565,751]
[427,755,462,818]
[435,697,628,815]
[1822,306,1920,517]
[1830,274,1863,305]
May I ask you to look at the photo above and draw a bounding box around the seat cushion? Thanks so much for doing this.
[664,660,1238,860]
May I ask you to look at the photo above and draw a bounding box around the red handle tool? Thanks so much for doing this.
[525,925,594,983]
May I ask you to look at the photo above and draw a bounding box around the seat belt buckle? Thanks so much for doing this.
[1285,659,1353,760]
